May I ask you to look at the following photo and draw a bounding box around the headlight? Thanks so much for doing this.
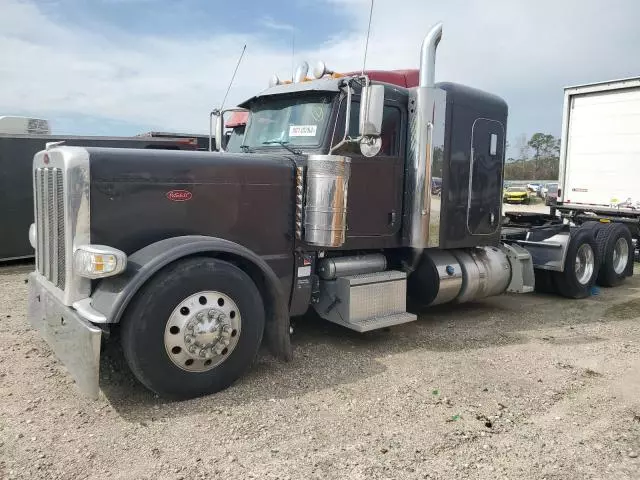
[28,223,36,249]
[73,245,127,279]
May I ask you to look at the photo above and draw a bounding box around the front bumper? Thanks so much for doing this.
[27,273,102,399]
[504,196,528,203]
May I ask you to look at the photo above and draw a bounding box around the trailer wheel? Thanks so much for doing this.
[120,257,264,399]
[552,228,600,299]
[596,223,633,287]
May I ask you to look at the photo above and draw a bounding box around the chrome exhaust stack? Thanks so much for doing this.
[419,22,443,88]
[404,22,444,251]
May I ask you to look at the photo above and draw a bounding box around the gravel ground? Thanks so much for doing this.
[1,261,640,480]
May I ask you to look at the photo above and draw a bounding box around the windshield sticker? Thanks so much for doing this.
[311,106,325,122]
[289,125,317,137]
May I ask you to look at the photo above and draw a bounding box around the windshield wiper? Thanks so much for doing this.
[262,140,302,155]
[239,145,252,153]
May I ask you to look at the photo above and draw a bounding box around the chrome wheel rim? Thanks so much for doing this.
[575,244,595,285]
[164,291,241,372]
[613,237,629,274]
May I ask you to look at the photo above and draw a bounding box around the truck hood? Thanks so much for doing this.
[86,148,297,257]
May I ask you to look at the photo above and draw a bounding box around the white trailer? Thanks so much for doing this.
[550,76,640,263]
[0,116,50,135]
[558,77,640,210]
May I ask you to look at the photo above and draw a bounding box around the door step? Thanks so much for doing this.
[314,270,416,332]
[337,312,416,332]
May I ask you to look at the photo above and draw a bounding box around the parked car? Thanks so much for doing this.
[431,176,442,196]
[527,183,541,193]
[538,184,547,198]
[504,186,531,204]
[545,182,559,206]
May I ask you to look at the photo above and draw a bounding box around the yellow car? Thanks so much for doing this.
[503,186,531,204]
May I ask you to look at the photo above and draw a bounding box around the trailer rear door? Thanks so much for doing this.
[562,82,640,207]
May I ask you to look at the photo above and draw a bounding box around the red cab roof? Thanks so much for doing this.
[225,111,249,128]
[344,69,419,88]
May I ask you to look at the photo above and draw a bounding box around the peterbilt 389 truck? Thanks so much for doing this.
[26,24,635,399]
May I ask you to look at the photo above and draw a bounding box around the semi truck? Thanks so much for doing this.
[0,128,206,261]
[26,24,636,400]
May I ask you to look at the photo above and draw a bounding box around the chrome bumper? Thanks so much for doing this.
[27,273,101,399]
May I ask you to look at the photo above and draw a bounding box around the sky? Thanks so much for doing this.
[1,0,640,156]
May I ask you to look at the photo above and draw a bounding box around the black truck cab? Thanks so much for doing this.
[28,23,626,401]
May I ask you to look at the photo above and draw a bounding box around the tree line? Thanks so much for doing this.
[504,133,560,181]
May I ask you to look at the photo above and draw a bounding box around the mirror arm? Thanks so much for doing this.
[329,80,353,154]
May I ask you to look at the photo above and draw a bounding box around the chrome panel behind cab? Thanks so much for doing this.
[28,272,101,399]
[404,86,446,248]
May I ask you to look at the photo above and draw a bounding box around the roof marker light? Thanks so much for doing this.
[293,61,309,83]
[269,74,281,87]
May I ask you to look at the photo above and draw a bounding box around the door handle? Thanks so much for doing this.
[388,210,397,226]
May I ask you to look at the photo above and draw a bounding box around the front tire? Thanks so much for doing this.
[120,257,264,399]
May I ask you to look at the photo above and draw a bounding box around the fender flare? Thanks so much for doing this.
[90,236,292,360]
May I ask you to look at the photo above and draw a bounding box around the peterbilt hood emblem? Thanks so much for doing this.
[166,190,192,202]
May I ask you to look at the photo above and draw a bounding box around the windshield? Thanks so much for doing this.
[242,93,334,150]
[507,187,527,193]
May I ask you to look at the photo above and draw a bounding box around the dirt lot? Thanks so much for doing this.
[1,261,639,480]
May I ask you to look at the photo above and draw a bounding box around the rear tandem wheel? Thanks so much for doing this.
[550,227,601,299]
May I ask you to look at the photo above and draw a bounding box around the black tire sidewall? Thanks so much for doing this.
[553,228,600,299]
[121,257,264,399]
[597,223,633,287]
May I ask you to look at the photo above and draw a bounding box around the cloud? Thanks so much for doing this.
[260,16,296,32]
[1,0,639,142]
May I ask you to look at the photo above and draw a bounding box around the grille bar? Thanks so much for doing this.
[34,167,66,289]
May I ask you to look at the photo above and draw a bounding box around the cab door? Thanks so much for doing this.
[333,100,404,238]
[467,118,505,235]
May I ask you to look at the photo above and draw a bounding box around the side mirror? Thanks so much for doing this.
[210,107,249,152]
[359,84,384,137]
[214,113,224,152]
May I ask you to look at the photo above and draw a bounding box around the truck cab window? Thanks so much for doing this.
[242,94,334,150]
[333,100,402,157]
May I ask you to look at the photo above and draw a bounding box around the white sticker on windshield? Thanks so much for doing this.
[289,125,317,137]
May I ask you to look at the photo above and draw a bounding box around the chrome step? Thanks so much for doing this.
[333,311,417,332]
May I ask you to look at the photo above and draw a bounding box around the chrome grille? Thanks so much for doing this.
[34,167,66,289]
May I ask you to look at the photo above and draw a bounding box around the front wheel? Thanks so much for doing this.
[120,257,264,399]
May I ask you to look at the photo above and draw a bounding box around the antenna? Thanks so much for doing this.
[361,0,374,74]
[291,32,295,82]
[220,44,247,110]
[209,44,246,152]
